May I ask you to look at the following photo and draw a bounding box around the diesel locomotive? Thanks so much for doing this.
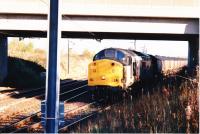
[88,48,187,91]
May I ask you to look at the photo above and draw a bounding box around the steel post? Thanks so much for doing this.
[45,0,61,133]
[188,37,199,75]
[0,36,8,84]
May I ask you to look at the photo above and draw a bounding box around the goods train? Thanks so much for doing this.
[88,48,187,91]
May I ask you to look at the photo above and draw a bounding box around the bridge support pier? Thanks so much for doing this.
[188,37,199,75]
[0,36,8,84]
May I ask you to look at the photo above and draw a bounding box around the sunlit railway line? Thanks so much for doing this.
[0,80,81,113]
[0,80,87,133]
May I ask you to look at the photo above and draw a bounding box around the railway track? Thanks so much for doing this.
[0,79,77,100]
[10,94,123,133]
[0,80,83,111]
[12,98,100,133]
[4,85,89,133]
[0,80,87,133]
[58,99,110,133]
[0,80,73,106]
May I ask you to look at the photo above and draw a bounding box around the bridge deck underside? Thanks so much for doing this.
[0,30,197,41]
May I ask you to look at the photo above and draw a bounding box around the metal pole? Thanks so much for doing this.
[68,40,69,74]
[45,0,61,133]
[0,36,8,83]
[134,40,136,50]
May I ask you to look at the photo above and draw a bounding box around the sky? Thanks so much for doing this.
[9,38,188,58]
[70,39,188,58]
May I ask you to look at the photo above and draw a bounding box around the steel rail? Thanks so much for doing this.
[13,98,103,133]
[60,85,87,96]
[58,100,111,133]
[0,81,83,111]
[0,81,87,133]
[0,79,77,100]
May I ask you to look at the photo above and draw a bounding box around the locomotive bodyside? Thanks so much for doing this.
[131,50,154,80]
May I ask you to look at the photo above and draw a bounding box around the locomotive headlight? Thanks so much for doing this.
[101,76,106,80]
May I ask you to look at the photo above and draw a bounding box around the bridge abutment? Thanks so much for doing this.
[188,37,199,75]
[0,36,8,84]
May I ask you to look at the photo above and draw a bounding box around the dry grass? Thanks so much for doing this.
[128,69,199,133]
[9,39,47,69]
[60,52,93,79]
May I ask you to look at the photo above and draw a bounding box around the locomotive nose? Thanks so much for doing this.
[88,59,123,87]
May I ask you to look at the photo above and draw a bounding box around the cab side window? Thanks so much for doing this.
[116,51,125,61]
[128,56,132,65]
[132,62,136,76]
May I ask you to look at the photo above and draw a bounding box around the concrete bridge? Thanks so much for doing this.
[0,0,199,82]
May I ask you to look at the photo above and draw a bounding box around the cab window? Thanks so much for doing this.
[116,51,125,61]
[93,50,105,61]
[133,62,136,76]
[105,49,116,58]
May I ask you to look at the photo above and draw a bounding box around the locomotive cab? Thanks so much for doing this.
[88,48,134,89]
[88,48,125,89]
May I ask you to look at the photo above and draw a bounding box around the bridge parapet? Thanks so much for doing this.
[0,0,199,18]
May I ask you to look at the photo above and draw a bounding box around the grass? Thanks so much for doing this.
[131,80,198,133]
[123,68,199,133]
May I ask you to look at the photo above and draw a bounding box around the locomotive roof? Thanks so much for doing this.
[94,48,152,64]
[111,48,136,56]
[102,48,150,58]
[130,50,150,58]
[96,48,186,62]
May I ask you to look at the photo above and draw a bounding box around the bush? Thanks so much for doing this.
[5,57,45,88]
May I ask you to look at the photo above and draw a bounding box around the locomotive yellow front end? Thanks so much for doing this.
[88,59,123,88]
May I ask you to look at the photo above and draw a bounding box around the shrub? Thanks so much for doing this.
[5,57,45,88]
